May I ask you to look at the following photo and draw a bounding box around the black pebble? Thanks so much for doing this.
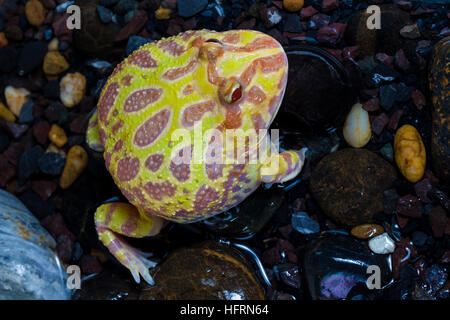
[38,152,66,176]
[0,47,18,73]
[17,41,48,75]
[43,80,60,99]
[19,189,55,219]
[0,129,10,153]
[18,145,44,184]
[18,100,34,124]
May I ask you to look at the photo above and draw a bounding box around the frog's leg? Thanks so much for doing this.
[86,108,104,152]
[94,202,164,285]
[260,148,307,184]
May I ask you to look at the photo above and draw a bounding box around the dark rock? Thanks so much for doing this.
[31,180,57,201]
[283,13,302,33]
[80,255,103,275]
[276,264,301,289]
[100,0,119,7]
[316,23,346,44]
[18,41,47,75]
[383,188,399,214]
[44,102,68,125]
[43,80,60,99]
[0,121,28,139]
[300,6,318,20]
[322,0,339,12]
[375,53,394,68]
[5,25,22,41]
[40,213,75,240]
[0,154,15,187]
[394,48,410,71]
[3,142,25,166]
[56,234,74,264]
[18,145,44,184]
[428,206,447,238]
[429,37,450,183]
[411,89,426,110]
[310,149,397,227]
[414,178,432,203]
[411,231,427,247]
[371,113,389,135]
[73,270,140,300]
[177,0,208,18]
[365,64,399,88]
[291,211,320,235]
[387,109,404,131]
[125,35,153,56]
[261,6,282,29]
[96,5,113,23]
[303,232,391,300]
[38,152,66,176]
[399,23,420,39]
[18,101,34,124]
[0,129,9,153]
[362,97,380,112]
[19,189,55,218]
[113,0,138,15]
[395,194,423,218]
[73,0,124,59]
[345,4,418,59]
[139,241,265,300]
[279,46,359,133]
[114,10,147,42]
[310,13,330,29]
[0,47,17,72]
[379,143,394,162]
[32,120,50,145]
[379,83,411,110]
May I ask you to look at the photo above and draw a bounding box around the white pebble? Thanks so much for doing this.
[368,232,396,254]
[343,103,371,148]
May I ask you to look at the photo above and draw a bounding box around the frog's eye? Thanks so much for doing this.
[219,78,243,104]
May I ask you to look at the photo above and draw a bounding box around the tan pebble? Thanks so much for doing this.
[25,0,47,27]
[0,102,16,122]
[394,124,426,183]
[60,145,88,189]
[343,102,372,148]
[48,38,59,51]
[4,86,30,117]
[0,32,8,48]
[46,143,66,157]
[60,72,86,108]
[43,51,69,76]
[155,6,171,19]
[48,124,67,147]
[283,0,304,12]
[351,224,385,239]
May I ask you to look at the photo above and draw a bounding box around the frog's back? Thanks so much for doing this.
[96,29,288,223]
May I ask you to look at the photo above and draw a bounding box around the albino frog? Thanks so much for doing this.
[86,30,306,284]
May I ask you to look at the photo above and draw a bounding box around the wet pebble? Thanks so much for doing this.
[59,145,88,189]
[396,194,423,218]
[96,5,113,23]
[48,124,67,148]
[400,23,420,39]
[18,101,34,124]
[394,124,426,183]
[31,180,57,201]
[0,102,15,122]
[43,51,69,77]
[351,224,385,240]
[368,232,396,254]
[126,35,152,56]
[291,211,320,234]
[343,102,371,148]
[38,152,66,176]
[365,64,399,88]
[59,72,86,108]
[18,41,47,75]
[18,145,44,184]
[428,206,447,238]
[411,231,427,247]
[4,86,30,118]
[0,47,17,72]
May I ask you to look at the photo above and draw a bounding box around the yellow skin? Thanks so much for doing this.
[86,30,306,284]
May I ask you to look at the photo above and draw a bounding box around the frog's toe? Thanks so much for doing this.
[94,202,163,285]
[260,148,307,184]
[86,108,104,152]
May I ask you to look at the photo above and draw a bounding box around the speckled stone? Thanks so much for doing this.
[139,241,265,300]
[310,149,397,227]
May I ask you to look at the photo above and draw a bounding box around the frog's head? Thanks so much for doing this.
[191,29,288,132]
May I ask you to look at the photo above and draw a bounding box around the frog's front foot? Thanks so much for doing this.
[260,148,307,184]
[95,202,163,284]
